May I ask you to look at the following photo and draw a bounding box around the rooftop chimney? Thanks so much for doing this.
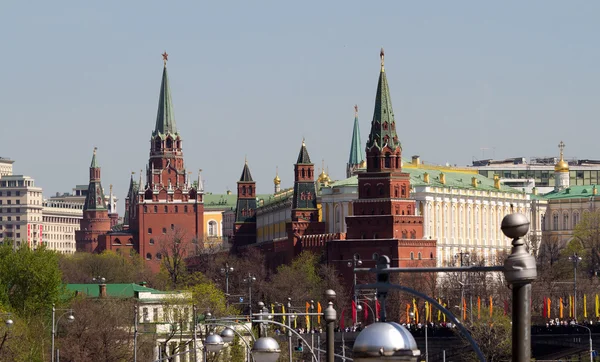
[412,155,421,165]
[99,284,107,298]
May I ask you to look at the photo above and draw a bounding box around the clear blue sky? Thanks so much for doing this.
[2,1,599,205]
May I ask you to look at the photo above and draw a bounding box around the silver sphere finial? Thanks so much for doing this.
[501,213,530,239]
[324,289,336,302]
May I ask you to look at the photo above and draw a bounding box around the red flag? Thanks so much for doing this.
[376,299,381,320]
[340,309,345,329]
[352,300,357,325]
[363,301,369,322]
[542,297,547,318]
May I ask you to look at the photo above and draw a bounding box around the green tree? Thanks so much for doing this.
[59,250,155,284]
[228,334,246,362]
[0,242,64,318]
[456,310,512,362]
[572,209,600,274]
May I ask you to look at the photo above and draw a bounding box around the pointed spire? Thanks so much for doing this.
[380,47,385,72]
[366,48,400,151]
[296,139,312,164]
[348,104,365,165]
[139,169,143,189]
[239,159,254,182]
[153,52,177,137]
[90,147,98,168]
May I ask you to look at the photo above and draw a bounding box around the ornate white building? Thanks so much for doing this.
[321,159,545,266]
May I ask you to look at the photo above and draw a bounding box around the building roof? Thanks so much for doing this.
[239,161,254,182]
[66,283,170,298]
[203,193,271,211]
[296,140,312,164]
[152,63,178,139]
[348,107,364,165]
[542,185,598,200]
[366,49,400,151]
[327,165,523,194]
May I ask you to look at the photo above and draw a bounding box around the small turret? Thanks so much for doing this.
[274,167,281,194]
[554,141,570,191]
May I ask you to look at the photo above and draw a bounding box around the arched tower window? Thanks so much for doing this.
[154,138,161,151]
[166,138,173,149]
[552,213,559,231]
[384,153,391,168]
[301,169,306,178]
[410,252,414,260]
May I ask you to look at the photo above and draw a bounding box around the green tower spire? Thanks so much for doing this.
[366,48,400,151]
[297,139,312,164]
[239,157,254,182]
[348,105,364,164]
[153,51,178,138]
[90,147,98,167]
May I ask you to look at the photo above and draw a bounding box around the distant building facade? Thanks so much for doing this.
[0,174,44,248]
[0,158,14,177]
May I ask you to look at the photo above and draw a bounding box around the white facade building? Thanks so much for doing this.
[42,200,82,254]
[321,161,546,266]
[0,158,14,177]
[0,175,44,248]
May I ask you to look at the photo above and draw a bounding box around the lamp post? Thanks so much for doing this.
[251,337,281,362]
[348,254,362,326]
[502,213,537,362]
[221,263,234,306]
[243,274,257,319]
[455,251,470,323]
[569,253,583,320]
[575,324,594,362]
[51,304,75,362]
[324,290,337,362]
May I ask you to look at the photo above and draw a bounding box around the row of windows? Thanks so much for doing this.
[0,191,21,196]
[549,211,581,231]
[146,252,162,260]
[0,216,21,221]
[144,205,191,213]
[0,200,21,205]
[0,180,34,187]
[480,169,600,187]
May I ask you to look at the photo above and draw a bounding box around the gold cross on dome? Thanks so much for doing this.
[558,141,565,156]
[162,51,169,65]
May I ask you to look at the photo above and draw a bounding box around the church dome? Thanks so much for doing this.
[359,160,367,169]
[318,169,329,184]
[273,174,281,185]
[555,158,569,173]
[555,141,569,173]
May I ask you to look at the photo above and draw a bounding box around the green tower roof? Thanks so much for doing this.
[296,140,312,164]
[239,160,253,182]
[90,147,98,168]
[153,58,178,138]
[366,48,400,151]
[348,105,364,165]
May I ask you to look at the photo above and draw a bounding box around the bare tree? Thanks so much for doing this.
[159,227,195,289]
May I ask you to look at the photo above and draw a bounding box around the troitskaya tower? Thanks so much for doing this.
[127,53,204,272]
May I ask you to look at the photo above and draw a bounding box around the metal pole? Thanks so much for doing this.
[317,334,321,362]
[287,299,292,362]
[443,350,446,362]
[425,320,428,362]
[133,305,138,362]
[249,277,253,320]
[193,306,198,362]
[501,213,537,362]
[574,260,578,320]
[51,304,55,362]
[324,301,336,362]
[56,349,59,362]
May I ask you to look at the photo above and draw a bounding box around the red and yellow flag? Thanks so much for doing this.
[317,302,322,324]
[584,295,588,319]
[489,296,493,318]
[559,297,564,319]
[477,296,481,320]
[547,297,551,319]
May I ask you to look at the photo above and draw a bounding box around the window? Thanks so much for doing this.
[149,238,155,245]
[156,253,162,260]
[573,212,580,228]
[162,227,167,234]
[144,206,148,213]
[418,252,422,260]
[208,220,217,237]
[164,206,168,213]
[6,192,10,196]
[15,191,20,196]
[16,200,20,205]
[552,213,559,231]
[184,206,188,213]
[146,253,152,260]
[16,216,19,221]
[171,224,174,230]
[563,213,569,230]
[16,233,20,238]
[174,206,178,213]
[154,206,158,213]
[148,228,152,234]
[410,252,414,260]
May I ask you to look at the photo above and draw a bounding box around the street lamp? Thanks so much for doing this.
[455,251,470,323]
[324,290,337,362]
[575,324,594,362]
[51,304,75,362]
[243,274,257,319]
[92,276,106,283]
[220,263,234,305]
[251,336,281,362]
[220,327,235,343]
[353,321,421,361]
[569,253,583,320]
[348,254,362,326]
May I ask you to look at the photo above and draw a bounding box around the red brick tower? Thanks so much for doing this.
[286,140,326,260]
[233,159,258,248]
[76,148,112,252]
[328,49,436,279]
[127,53,204,272]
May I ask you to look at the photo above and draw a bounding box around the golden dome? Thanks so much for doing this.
[273,174,281,185]
[318,169,329,183]
[555,158,569,172]
[555,141,569,172]
[359,160,367,169]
